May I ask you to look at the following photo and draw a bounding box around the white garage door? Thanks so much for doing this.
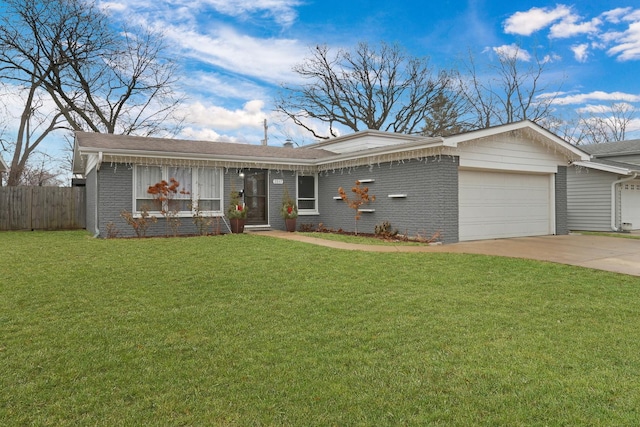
[459,170,553,241]
[621,179,640,230]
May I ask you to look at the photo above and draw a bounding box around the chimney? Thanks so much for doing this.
[283,139,294,148]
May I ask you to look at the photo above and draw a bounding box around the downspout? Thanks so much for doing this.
[611,172,638,231]
[93,152,103,238]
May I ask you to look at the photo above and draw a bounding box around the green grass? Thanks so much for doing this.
[2,230,640,426]
[576,230,640,240]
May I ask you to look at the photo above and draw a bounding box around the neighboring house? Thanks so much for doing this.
[72,120,589,241]
[0,155,8,186]
[568,139,640,231]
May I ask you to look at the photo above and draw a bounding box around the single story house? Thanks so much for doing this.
[568,139,640,231]
[72,120,589,241]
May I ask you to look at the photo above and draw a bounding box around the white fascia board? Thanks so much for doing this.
[77,147,319,168]
[458,160,559,174]
[303,129,428,149]
[77,136,446,170]
[572,160,640,175]
[315,139,446,166]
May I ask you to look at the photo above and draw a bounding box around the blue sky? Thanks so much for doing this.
[5,0,640,166]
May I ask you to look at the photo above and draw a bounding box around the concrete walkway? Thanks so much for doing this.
[255,231,640,277]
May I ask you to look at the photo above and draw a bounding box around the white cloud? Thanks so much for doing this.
[549,16,601,39]
[491,44,531,61]
[503,5,572,36]
[179,127,241,143]
[118,0,301,27]
[180,72,268,101]
[98,1,128,13]
[180,99,267,131]
[164,25,305,85]
[571,43,589,62]
[606,21,640,61]
[552,91,640,105]
[504,5,640,62]
[575,102,634,114]
[602,7,633,24]
[198,0,302,27]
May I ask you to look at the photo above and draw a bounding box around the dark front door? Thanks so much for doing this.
[244,170,268,225]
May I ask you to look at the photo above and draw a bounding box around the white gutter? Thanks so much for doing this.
[94,157,101,238]
[611,173,638,231]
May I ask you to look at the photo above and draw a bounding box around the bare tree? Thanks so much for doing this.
[16,152,65,186]
[276,42,453,139]
[457,47,562,129]
[0,0,183,186]
[576,102,637,144]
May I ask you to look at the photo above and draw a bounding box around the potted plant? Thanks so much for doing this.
[227,190,247,233]
[281,187,298,232]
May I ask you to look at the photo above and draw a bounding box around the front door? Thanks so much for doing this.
[244,170,268,225]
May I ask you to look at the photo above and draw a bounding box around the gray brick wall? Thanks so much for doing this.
[97,163,215,238]
[313,156,460,243]
[267,170,297,231]
[86,168,97,235]
[98,163,134,238]
[555,166,568,235]
[95,160,460,241]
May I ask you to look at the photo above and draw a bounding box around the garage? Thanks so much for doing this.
[459,170,553,241]
[621,179,640,230]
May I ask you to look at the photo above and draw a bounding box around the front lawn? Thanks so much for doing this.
[1,231,640,425]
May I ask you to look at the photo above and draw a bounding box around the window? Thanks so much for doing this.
[134,165,222,215]
[196,167,222,211]
[168,167,193,211]
[135,166,162,211]
[297,174,318,214]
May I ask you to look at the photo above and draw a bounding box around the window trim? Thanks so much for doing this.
[133,165,223,217]
[296,173,319,215]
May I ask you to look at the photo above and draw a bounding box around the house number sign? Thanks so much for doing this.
[272,179,284,184]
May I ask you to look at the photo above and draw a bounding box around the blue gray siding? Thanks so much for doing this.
[555,166,568,235]
[567,165,616,231]
[313,156,460,243]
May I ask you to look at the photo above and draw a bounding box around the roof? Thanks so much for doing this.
[580,139,640,157]
[303,129,440,154]
[0,155,8,173]
[75,132,335,160]
[73,132,336,174]
[573,157,640,175]
[73,120,589,174]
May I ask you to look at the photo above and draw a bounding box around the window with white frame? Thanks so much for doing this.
[196,167,222,211]
[297,173,318,214]
[134,165,222,215]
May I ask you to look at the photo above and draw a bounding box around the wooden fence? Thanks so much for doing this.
[0,187,86,231]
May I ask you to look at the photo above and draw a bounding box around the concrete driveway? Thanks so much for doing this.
[259,231,640,277]
[423,234,640,277]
